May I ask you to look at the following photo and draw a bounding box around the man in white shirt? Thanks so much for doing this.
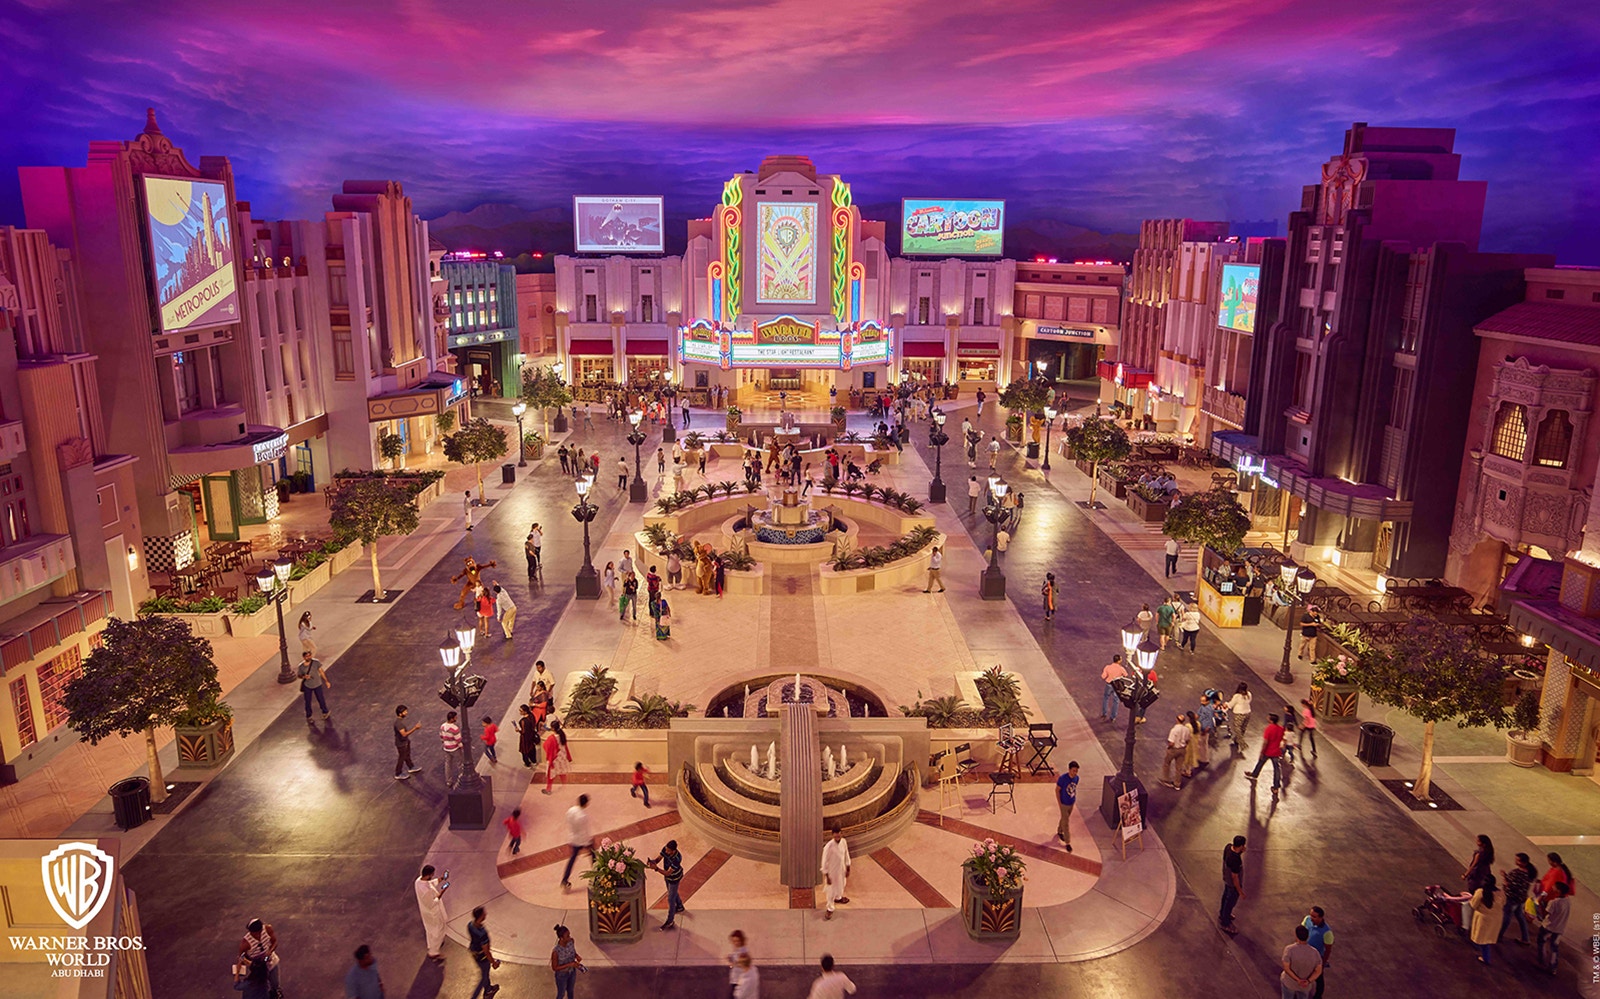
[1161,713,1191,790]
[462,490,473,531]
[807,954,855,999]
[820,826,851,919]
[559,795,593,891]
[924,546,945,593]
[1164,537,1180,577]
[968,475,981,514]
[492,583,516,639]
[988,437,1001,468]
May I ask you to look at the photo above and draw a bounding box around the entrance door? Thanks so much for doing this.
[767,368,802,391]
[201,474,239,541]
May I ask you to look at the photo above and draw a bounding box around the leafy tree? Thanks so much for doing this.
[62,617,220,803]
[434,410,457,435]
[1163,486,1251,558]
[377,431,405,469]
[520,364,574,436]
[998,379,1051,415]
[329,477,421,600]
[1358,617,1509,801]
[1063,415,1131,507]
[442,416,509,501]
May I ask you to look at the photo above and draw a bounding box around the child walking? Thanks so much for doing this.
[631,762,652,807]
[480,715,499,763]
[503,807,523,855]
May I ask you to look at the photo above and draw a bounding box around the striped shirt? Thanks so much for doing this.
[439,722,462,752]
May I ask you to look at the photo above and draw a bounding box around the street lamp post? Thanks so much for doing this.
[1275,561,1318,684]
[627,410,648,504]
[979,476,1008,600]
[551,361,569,433]
[662,375,678,444]
[572,474,600,599]
[439,626,493,829]
[1042,405,1057,471]
[928,410,949,504]
[255,557,296,683]
[1100,621,1160,828]
[512,401,528,467]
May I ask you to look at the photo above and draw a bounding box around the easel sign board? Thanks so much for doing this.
[1116,787,1144,856]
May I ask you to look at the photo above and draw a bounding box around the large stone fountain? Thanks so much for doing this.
[749,484,828,544]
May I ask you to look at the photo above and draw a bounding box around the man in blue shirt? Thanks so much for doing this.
[343,945,383,999]
[1301,906,1334,999]
[1055,761,1080,853]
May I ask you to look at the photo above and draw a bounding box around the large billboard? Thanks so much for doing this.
[143,176,239,333]
[755,202,817,304]
[901,199,1005,256]
[1217,263,1261,333]
[573,196,664,254]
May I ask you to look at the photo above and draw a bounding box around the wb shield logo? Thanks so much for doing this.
[42,842,115,930]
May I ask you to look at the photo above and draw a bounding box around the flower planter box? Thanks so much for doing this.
[726,415,742,433]
[288,561,332,604]
[153,611,230,637]
[1096,468,1128,500]
[1005,424,1023,443]
[1074,458,1094,477]
[588,877,645,943]
[961,873,1023,941]
[1310,680,1360,722]
[1127,492,1170,523]
[1505,731,1541,767]
[227,605,277,637]
[175,717,235,768]
[329,545,361,575]
[527,439,546,460]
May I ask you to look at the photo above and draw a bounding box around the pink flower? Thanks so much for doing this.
[600,837,613,848]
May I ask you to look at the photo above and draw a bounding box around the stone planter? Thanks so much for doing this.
[288,561,332,604]
[1127,491,1170,523]
[1310,681,1360,722]
[527,439,546,460]
[587,877,645,943]
[961,873,1023,941]
[1505,731,1542,768]
[1096,468,1128,500]
[227,604,277,637]
[329,545,361,575]
[155,611,230,637]
[175,716,235,768]
[1074,458,1094,477]
[1005,423,1023,443]
[726,414,741,433]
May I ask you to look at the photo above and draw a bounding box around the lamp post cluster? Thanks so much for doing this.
[439,624,492,828]
[627,410,648,504]
[256,557,297,684]
[979,476,1008,600]
[1275,559,1318,684]
[512,401,528,467]
[928,410,949,504]
[1098,617,1162,829]
[572,473,600,599]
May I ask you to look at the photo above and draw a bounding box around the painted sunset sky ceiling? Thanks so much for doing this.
[2,0,1598,262]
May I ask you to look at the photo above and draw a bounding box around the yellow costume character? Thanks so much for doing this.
[450,557,497,609]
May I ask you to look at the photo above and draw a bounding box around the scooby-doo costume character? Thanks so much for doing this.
[451,557,498,609]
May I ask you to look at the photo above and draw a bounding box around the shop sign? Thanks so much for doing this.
[755,317,817,345]
[1235,455,1266,476]
[1036,325,1096,340]
[252,433,289,465]
[956,344,1001,358]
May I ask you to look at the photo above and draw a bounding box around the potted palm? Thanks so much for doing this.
[726,405,742,433]
[1310,654,1361,722]
[961,838,1026,941]
[584,837,647,942]
[1505,689,1543,768]
[831,405,848,432]
[173,690,236,768]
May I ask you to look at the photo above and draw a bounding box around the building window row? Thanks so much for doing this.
[1488,403,1573,468]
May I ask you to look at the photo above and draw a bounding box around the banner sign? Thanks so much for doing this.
[1035,324,1096,340]
[755,317,817,345]
[573,196,664,254]
[144,176,239,333]
[901,198,1005,256]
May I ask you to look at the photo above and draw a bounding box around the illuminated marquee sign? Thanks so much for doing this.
[1235,455,1266,476]
[755,317,817,345]
[253,433,290,465]
[680,339,721,363]
[1036,325,1096,340]
[677,321,894,370]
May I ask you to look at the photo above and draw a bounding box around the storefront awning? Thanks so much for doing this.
[1210,433,1413,522]
[168,427,289,478]
[568,339,614,356]
[901,341,946,359]
[1099,360,1153,389]
[625,339,670,357]
[956,342,1001,358]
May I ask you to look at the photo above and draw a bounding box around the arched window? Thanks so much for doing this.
[1534,410,1573,468]
[1490,402,1527,461]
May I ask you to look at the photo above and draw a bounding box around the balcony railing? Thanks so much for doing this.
[1201,385,1247,428]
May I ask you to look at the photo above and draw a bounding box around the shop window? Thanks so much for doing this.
[585,295,598,322]
[971,298,985,325]
[332,328,355,380]
[1534,410,1572,467]
[1490,402,1528,462]
[917,297,930,325]
[36,645,82,731]
[10,676,35,748]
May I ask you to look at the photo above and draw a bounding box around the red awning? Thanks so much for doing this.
[901,340,946,358]
[1097,359,1153,389]
[624,339,670,357]
[956,341,1001,358]
[568,339,614,356]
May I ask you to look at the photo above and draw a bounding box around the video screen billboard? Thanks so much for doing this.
[1217,263,1260,333]
[143,176,239,333]
[901,199,1005,256]
[573,196,664,253]
[755,203,817,304]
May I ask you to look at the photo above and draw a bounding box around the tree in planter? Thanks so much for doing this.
[62,616,220,804]
[1062,415,1131,507]
[1162,486,1250,560]
[377,430,405,470]
[442,416,509,502]
[997,379,1050,418]
[329,477,421,601]
[520,364,573,437]
[1357,617,1508,801]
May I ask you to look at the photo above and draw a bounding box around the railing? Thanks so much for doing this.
[1201,385,1247,428]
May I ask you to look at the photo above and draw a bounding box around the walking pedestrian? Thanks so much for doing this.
[1280,924,1323,998]
[1464,833,1496,891]
[1100,654,1127,721]
[727,931,751,997]
[297,611,316,656]
[967,475,981,514]
[620,572,639,622]
[807,954,856,999]
[698,449,707,475]
[1136,602,1154,634]
[975,388,986,416]
[1219,835,1247,934]
[558,443,571,475]
[924,546,945,592]
[657,447,666,474]
[467,907,500,999]
[515,704,540,768]
[655,595,672,639]
[1297,604,1322,659]
[732,953,759,999]
[1446,876,1500,964]
[344,944,383,999]
[530,681,552,727]
[590,451,600,477]
[234,957,272,999]
[1228,682,1253,746]
[1182,711,1201,778]
[667,549,683,589]
[617,456,629,491]
[631,761,652,807]
[1055,761,1079,852]
[463,490,474,531]
[414,866,448,964]
[1301,907,1333,999]
[238,918,282,996]
[1179,604,1201,652]
[543,719,571,794]
[528,523,543,569]
[1245,713,1285,796]
[646,565,663,617]
[492,582,516,638]
[1537,851,1573,901]
[620,549,636,581]
[559,795,595,891]
[1536,880,1571,974]
[1297,699,1319,758]
[393,705,422,780]
[1160,713,1190,789]
[820,826,851,919]
[1164,537,1180,577]
[1041,573,1058,620]
[1195,693,1215,768]
[584,402,594,429]
[480,714,499,763]
[1155,597,1175,649]
[647,839,687,929]
[440,711,465,786]
[550,924,583,999]
[987,436,1000,468]
[603,561,618,602]
[297,651,330,724]
[502,807,523,855]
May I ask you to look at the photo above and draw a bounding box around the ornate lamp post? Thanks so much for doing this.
[1100,622,1161,828]
[1042,405,1057,471]
[627,409,648,503]
[1275,560,1318,684]
[572,474,600,599]
[979,476,1008,600]
[551,361,569,433]
[255,557,296,683]
[662,374,678,444]
[439,625,493,828]
[928,410,949,504]
[512,401,528,467]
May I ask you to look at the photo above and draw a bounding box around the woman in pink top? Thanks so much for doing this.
[1297,698,1318,758]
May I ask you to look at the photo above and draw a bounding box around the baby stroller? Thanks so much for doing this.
[1413,885,1468,939]
[1204,690,1236,754]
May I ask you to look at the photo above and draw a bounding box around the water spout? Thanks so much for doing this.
[751,744,759,773]
[841,745,848,770]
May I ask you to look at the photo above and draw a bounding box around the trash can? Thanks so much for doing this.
[1357,722,1394,767]
[109,776,151,831]
[501,462,516,485]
